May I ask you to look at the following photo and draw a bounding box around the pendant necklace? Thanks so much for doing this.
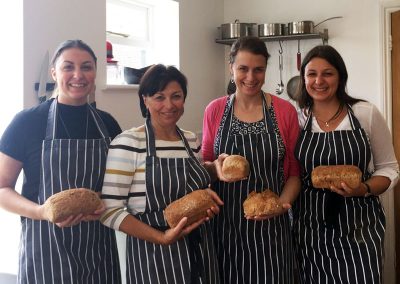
[314,103,344,128]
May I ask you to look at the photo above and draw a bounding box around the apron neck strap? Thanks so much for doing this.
[145,116,195,158]
[227,92,272,132]
[45,98,109,140]
[305,103,360,131]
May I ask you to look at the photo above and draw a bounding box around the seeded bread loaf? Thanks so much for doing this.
[311,165,362,189]
[222,155,250,180]
[44,188,102,223]
[164,190,216,228]
[243,189,283,217]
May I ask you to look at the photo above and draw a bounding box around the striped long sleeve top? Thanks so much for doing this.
[100,126,201,230]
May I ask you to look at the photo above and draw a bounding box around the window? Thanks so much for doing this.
[106,0,179,85]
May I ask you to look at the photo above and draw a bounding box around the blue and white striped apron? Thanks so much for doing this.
[18,99,121,284]
[294,106,385,284]
[212,94,294,284]
[125,117,219,284]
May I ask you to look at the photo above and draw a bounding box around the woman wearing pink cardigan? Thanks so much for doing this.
[202,36,301,284]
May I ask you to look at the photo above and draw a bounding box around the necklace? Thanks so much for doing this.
[58,106,89,139]
[314,103,344,128]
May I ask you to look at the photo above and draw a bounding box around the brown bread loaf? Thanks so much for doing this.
[222,155,250,180]
[311,165,362,189]
[44,188,102,223]
[164,190,216,228]
[243,189,283,217]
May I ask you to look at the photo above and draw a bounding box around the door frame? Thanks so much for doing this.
[380,2,400,283]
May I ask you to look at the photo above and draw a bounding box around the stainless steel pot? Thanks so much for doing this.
[288,21,314,35]
[258,23,285,37]
[220,19,256,39]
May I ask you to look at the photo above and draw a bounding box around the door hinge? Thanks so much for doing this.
[389,34,392,51]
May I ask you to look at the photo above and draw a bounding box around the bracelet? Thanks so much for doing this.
[363,182,372,197]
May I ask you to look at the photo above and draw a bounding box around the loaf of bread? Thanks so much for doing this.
[311,165,362,189]
[222,155,250,180]
[164,189,216,228]
[243,189,283,217]
[43,188,102,223]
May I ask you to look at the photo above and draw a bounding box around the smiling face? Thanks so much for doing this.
[51,47,96,105]
[230,50,266,97]
[304,57,339,103]
[143,80,185,130]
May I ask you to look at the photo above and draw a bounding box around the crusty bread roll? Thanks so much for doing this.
[164,189,216,228]
[44,188,102,223]
[222,155,250,180]
[311,165,362,189]
[243,189,283,217]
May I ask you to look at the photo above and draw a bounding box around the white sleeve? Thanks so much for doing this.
[356,102,399,190]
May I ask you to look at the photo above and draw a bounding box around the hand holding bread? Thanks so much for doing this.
[164,189,219,228]
[215,154,249,182]
[311,165,362,189]
[243,189,285,219]
[43,188,103,223]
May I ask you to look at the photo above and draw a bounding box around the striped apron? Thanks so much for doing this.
[18,99,121,284]
[294,106,385,284]
[212,94,294,284]
[125,117,219,284]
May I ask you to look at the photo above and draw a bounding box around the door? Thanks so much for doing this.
[392,9,400,284]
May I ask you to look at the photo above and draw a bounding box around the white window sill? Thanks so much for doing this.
[103,84,139,91]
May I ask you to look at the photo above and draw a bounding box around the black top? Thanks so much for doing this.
[0,99,122,201]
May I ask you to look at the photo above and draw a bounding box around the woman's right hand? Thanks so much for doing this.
[161,217,206,245]
[214,153,248,183]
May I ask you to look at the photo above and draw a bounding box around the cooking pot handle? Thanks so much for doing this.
[314,16,343,28]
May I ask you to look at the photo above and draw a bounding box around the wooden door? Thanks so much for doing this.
[393,9,400,284]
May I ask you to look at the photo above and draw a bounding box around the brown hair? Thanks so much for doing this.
[229,36,270,65]
[51,39,97,67]
[138,64,187,117]
[296,45,363,109]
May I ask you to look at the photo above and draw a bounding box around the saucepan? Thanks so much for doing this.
[258,23,286,37]
[287,21,314,35]
[220,19,256,39]
[288,16,343,35]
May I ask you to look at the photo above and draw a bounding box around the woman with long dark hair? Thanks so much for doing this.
[294,45,399,283]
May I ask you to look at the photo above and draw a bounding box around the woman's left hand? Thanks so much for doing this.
[81,202,106,222]
[205,188,224,219]
[329,182,366,197]
[245,203,291,221]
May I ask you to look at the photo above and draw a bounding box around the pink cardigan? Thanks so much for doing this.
[202,94,300,181]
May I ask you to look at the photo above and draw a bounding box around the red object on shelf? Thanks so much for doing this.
[106,41,117,63]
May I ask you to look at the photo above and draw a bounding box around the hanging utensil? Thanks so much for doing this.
[297,40,301,71]
[37,51,49,104]
[276,41,284,95]
[287,75,300,101]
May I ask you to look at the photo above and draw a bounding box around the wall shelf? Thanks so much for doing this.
[215,29,329,45]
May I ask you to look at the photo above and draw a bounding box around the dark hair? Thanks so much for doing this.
[296,45,363,109]
[138,64,188,117]
[229,36,270,65]
[51,39,97,67]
